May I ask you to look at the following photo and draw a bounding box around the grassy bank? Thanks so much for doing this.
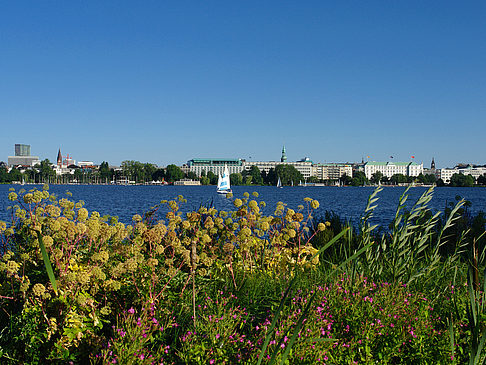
[0,185,484,364]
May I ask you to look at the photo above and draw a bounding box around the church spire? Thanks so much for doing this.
[281,145,287,162]
[57,148,62,167]
[431,157,436,170]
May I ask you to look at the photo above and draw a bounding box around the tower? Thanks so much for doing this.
[15,144,31,156]
[431,157,436,170]
[281,145,287,162]
[57,148,63,167]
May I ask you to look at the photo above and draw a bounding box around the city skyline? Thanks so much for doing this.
[1,2,485,168]
[1,142,475,170]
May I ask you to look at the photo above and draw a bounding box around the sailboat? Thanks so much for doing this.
[277,176,283,188]
[216,165,232,194]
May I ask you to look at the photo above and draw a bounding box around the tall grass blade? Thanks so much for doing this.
[35,231,58,295]
[256,277,295,365]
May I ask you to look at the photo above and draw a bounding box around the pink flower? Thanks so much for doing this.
[128,308,135,314]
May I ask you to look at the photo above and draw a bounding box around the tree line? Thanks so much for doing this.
[1,160,486,187]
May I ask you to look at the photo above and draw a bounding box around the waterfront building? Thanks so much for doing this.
[438,168,455,184]
[314,163,353,180]
[8,144,40,167]
[187,158,245,177]
[173,178,201,186]
[240,146,314,179]
[364,161,423,180]
[243,159,314,179]
[438,165,486,184]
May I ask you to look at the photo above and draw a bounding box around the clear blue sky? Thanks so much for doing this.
[1,1,485,168]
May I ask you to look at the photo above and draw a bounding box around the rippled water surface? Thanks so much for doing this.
[1,184,485,227]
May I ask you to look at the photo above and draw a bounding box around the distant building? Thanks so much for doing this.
[438,164,486,184]
[364,161,423,180]
[15,144,31,156]
[423,158,438,177]
[173,178,201,186]
[314,163,353,180]
[242,147,314,179]
[54,148,78,175]
[8,144,40,167]
[78,161,94,168]
[187,158,245,176]
[243,160,314,179]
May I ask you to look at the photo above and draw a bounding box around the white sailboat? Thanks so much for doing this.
[277,176,283,188]
[216,165,232,194]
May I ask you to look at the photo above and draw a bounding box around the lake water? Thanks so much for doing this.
[1,184,485,228]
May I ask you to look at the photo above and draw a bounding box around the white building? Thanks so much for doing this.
[314,163,353,180]
[187,158,245,177]
[243,160,314,179]
[438,165,486,184]
[364,161,423,180]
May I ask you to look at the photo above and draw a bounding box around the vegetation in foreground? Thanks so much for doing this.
[0,185,485,364]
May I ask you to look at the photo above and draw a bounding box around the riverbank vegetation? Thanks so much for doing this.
[0,185,485,363]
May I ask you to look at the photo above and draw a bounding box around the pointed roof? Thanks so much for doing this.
[281,145,287,162]
[57,148,62,166]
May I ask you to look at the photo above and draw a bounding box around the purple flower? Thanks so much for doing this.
[128,308,135,314]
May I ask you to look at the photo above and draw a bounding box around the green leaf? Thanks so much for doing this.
[35,231,58,295]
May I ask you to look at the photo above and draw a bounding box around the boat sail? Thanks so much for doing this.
[277,176,283,188]
[217,165,232,194]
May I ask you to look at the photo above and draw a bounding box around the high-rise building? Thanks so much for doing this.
[8,144,39,167]
[15,144,31,156]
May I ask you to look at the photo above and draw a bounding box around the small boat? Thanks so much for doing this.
[277,176,283,188]
[217,165,232,194]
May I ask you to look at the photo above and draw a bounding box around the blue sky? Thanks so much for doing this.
[1,1,485,168]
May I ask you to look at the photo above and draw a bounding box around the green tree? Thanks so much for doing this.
[73,168,84,183]
[340,173,352,186]
[153,168,165,182]
[230,173,243,186]
[0,167,9,183]
[351,171,368,186]
[99,161,112,182]
[477,174,486,186]
[370,171,383,185]
[264,168,276,185]
[143,163,157,182]
[36,159,55,183]
[165,164,185,183]
[274,165,303,186]
[390,173,408,185]
[248,165,263,185]
[450,173,474,187]
[186,171,198,180]
[424,174,437,184]
[207,171,218,185]
[8,168,23,183]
